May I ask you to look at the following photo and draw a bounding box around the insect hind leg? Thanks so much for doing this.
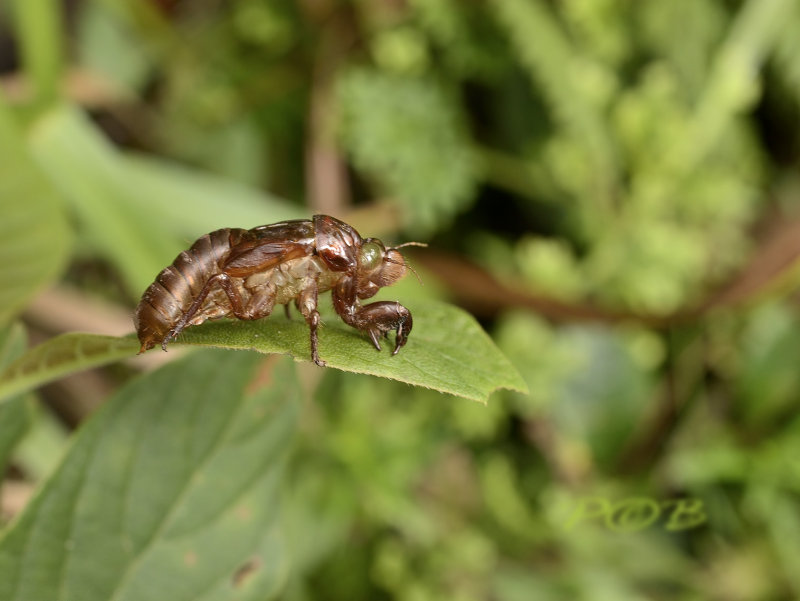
[164,272,250,349]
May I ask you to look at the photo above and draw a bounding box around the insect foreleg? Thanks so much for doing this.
[332,279,412,355]
[356,301,412,354]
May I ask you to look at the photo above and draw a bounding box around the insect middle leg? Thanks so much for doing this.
[296,275,325,367]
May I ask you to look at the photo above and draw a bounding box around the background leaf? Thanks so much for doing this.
[28,107,301,295]
[119,155,304,236]
[0,104,71,326]
[0,349,297,601]
[0,333,139,405]
[0,324,32,473]
[8,0,63,107]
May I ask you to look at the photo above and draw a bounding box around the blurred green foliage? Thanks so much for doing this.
[2,0,800,599]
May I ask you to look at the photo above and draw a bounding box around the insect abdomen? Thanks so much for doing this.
[135,229,239,353]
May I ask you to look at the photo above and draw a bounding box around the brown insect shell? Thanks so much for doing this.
[312,215,406,299]
[312,215,362,273]
[134,214,411,356]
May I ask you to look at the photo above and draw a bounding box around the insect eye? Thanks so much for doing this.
[360,241,383,270]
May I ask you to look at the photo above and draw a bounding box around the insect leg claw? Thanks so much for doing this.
[356,301,412,356]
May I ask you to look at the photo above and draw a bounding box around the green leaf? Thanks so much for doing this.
[179,300,527,402]
[0,323,27,373]
[0,396,32,476]
[0,349,297,601]
[76,1,155,93]
[0,302,524,404]
[0,333,139,405]
[9,0,64,107]
[0,104,71,326]
[0,323,32,472]
[28,106,188,294]
[119,154,305,236]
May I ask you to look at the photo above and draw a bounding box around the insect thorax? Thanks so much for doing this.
[250,255,344,302]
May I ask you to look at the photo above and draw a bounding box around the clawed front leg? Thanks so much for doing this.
[332,278,413,356]
[358,301,413,355]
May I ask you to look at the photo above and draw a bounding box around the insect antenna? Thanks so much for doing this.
[387,243,426,286]
[392,241,428,250]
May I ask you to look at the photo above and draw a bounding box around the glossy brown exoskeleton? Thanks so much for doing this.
[134,215,419,366]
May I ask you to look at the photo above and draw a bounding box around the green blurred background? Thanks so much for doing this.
[3,0,800,599]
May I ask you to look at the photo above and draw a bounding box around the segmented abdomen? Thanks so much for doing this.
[135,229,241,352]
